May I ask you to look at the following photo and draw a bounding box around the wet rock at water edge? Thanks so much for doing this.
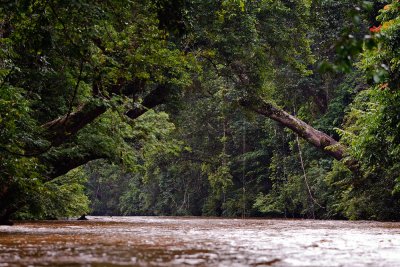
[77,214,88,221]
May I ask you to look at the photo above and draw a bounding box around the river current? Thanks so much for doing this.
[1,216,400,266]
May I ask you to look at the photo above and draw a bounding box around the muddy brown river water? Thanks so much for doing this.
[1,216,400,266]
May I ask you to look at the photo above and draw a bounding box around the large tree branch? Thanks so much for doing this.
[39,84,172,179]
[241,98,359,172]
[254,100,345,160]
[42,101,108,147]
[40,150,108,180]
[42,83,170,147]
[125,84,171,119]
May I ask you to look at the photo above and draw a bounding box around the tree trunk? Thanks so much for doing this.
[43,85,170,148]
[40,151,108,180]
[241,98,359,172]
[253,99,345,159]
[125,84,171,119]
[43,101,108,147]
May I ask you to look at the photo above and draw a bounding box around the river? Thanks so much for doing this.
[1,216,400,266]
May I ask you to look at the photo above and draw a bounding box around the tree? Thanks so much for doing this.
[0,0,195,223]
[184,0,356,164]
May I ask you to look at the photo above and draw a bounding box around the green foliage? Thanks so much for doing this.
[0,84,45,219]
[329,87,400,220]
[85,161,131,215]
[84,110,186,216]
[0,0,196,220]
[15,169,90,220]
[319,2,400,220]
[359,1,400,87]
[2,0,400,222]
[207,165,233,196]
[86,0,389,220]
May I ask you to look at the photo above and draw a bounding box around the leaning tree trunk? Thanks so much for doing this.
[251,99,345,159]
[43,101,108,147]
[241,98,359,173]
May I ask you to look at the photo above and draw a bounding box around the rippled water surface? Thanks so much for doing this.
[1,217,400,266]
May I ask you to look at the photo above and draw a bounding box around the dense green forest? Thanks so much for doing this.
[1,0,400,224]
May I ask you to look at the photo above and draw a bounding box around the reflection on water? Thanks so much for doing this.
[1,217,400,266]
